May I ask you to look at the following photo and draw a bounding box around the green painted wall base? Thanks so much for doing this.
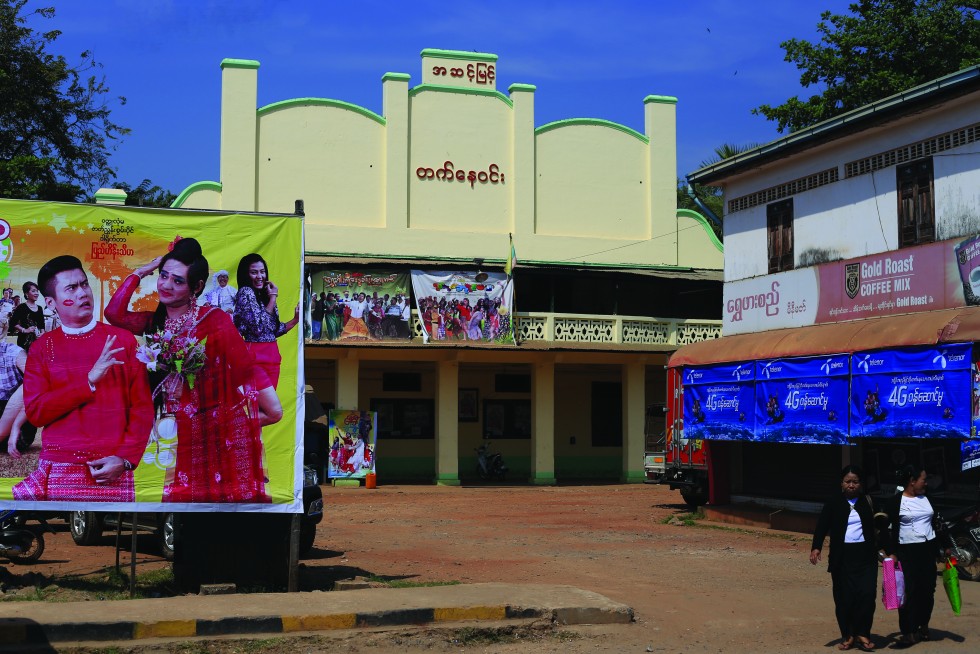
[555,455,621,480]
[332,479,361,487]
[435,474,461,486]
[620,470,646,484]
[530,472,557,486]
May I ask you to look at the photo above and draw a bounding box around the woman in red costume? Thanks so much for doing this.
[105,238,282,503]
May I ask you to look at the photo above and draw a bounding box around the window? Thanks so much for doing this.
[494,374,531,393]
[766,198,794,273]
[591,382,622,447]
[897,158,934,248]
[483,399,531,439]
[382,372,421,392]
[369,398,434,439]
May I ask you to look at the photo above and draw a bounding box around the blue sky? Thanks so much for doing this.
[37,0,854,195]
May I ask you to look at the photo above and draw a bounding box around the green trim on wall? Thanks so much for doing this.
[530,472,557,486]
[621,470,646,484]
[256,98,387,125]
[408,84,513,108]
[535,118,649,145]
[170,181,222,209]
[375,457,435,480]
[435,474,461,486]
[220,58,260,70]
[94,189,127,202]
[420,48,498,62]
[508,83,537,93]
[643,94,678,105]
[676,208,723,253]
[382,72,411,82]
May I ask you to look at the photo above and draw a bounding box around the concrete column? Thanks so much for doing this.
[509,83,536,238]
[621,362,646,483]
[382,72,410,230]
[219,59,260,211]
[435,359,460,486]
[335,357,359,411]
[643,95,678,257]
[531,361,556,485]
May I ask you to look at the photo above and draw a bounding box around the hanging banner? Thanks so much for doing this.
[0,199,304,513]
[963,441,980,471]
[754,355,850,445]
[327,410,377,479]
[411,270,515,344]
[850,344,971,439]
[310,269,412,342]
[682,362,755,441]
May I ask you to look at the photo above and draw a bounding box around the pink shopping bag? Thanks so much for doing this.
[882,557,906,610]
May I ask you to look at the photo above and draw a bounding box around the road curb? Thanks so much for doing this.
[0,598,632,645]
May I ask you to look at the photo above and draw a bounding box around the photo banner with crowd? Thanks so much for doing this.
[309,269,412,341]
[327,410,377,479]
[0,199,304,513]
[411,270,515,344]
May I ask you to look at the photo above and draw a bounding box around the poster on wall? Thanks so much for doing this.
[411,270,515,344]
[754,355,850,445]
[327,410,377,479]
[682,362,755,441]
[0,198,304,513]
[310,269,412,342]
[850,344,971,439]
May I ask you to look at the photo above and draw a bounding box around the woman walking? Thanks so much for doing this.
[810,464,879,652]
[883,464,942,647]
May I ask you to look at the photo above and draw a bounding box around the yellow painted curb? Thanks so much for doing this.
[282,614,358,632]
[133,620,197,639]
[433,606,507,622]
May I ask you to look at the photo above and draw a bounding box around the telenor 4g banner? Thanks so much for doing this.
[0,199,304,513]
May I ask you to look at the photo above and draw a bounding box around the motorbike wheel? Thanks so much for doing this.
[952,534,980,582]
[8,532,44,564]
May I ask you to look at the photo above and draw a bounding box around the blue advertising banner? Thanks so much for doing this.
[683,363,755,441]
[754,355,850,445]
[963,440,980,472]
[850,344,971,439]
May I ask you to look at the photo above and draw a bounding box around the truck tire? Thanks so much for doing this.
[680,486,708,509]
[69,511,104,546]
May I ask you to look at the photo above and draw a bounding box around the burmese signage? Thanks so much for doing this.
[723,235,980,336]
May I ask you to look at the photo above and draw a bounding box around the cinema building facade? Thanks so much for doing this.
[169,49,723,484]
[677,65,980,509]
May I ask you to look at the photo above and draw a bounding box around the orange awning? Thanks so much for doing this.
[669,307,980,368]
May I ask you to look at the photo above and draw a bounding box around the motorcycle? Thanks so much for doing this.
[0,510,46,564]
[936,505,980,582]
[475,441,507,481]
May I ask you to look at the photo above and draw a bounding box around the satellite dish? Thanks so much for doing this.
[475,272,489,282]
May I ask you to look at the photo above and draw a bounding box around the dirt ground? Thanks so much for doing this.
[3,483,978,653]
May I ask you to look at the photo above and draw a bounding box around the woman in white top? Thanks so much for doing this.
[883,464,942,647]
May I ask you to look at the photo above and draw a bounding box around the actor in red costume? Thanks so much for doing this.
[12,256,154,502]
[106,238,281,503]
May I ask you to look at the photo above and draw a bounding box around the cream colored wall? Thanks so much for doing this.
[408,90,513,233]
[176,53,722,271]
[256,105,386,224]
[535,126,648,239]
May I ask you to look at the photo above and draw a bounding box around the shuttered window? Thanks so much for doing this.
[766,198,794,274]
[897,158,934,249]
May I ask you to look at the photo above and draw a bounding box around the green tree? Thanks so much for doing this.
[114,179,177,208]
[0,1,129,201]
[753,0,980,133]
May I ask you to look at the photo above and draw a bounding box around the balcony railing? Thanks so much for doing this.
[409,312,721,346]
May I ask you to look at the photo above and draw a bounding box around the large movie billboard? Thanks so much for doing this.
[0,199,304,512]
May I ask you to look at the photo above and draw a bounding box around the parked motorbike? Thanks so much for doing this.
[0,510,46,564]
[936,505,980,582]
[475,441,507,481]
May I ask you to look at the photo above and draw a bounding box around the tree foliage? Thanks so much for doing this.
[0,0,129,201]
[753,0,980,133]
[113,179,177,208]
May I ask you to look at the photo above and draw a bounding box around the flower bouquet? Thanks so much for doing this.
[136,330,207,470]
